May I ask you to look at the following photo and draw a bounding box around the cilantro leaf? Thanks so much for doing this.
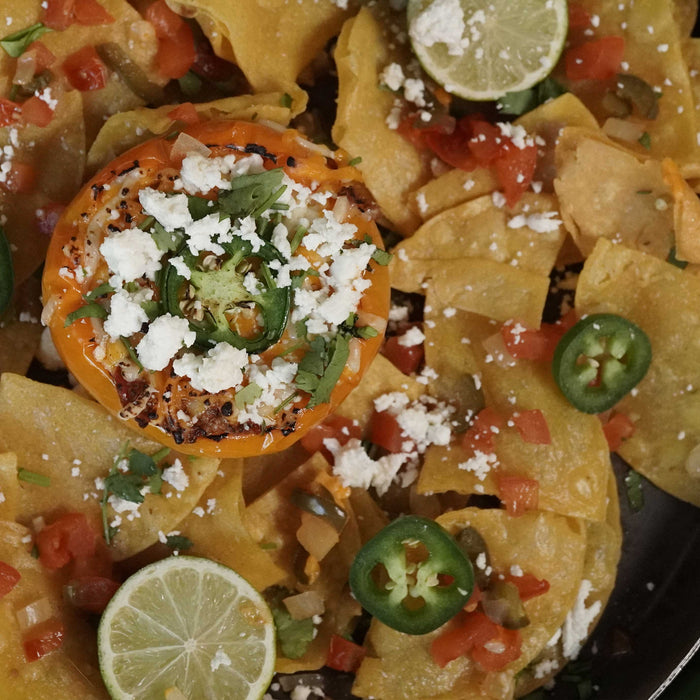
[270,603,315,659]
[128,449,157,477]
[219,168,286,220]
[371,248,393,266]
[85,282,114,301]
[165,534,193,550]
[104,472,145,504]
[150,221,183,252]
[64,301,107,327]
[308,334,349,407]
[187,195,213,221]
[234,382,263,409]
[0,23,52,58]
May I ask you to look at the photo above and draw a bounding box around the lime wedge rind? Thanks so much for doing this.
[407,0,569,101]
[98,556,276,700]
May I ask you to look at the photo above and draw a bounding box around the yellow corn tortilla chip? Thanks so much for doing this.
[673,0,699,36]
[0,452,18,521]
[0,90,86,286]
[0,520,108,699]
[418,309,610,522]
[353,509,588,700]
[86,93,298,174]
[0,319,42,376]
[333,7,432,235]
[176,458,287,591]
[554,127,674,259]
[391,193,565,291]
[0,373,220,560]
[167,0,347,94]
[515,92,600,135]
[575,237,700,507]
[662,157,700,262]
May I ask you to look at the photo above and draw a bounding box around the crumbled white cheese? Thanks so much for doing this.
[100,228,163,283]
[173,343,247,393]
[137,314,196,371]
[561,579,601,659]
[162,459,189,492]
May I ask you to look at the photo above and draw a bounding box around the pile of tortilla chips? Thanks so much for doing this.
[1,0,699,698]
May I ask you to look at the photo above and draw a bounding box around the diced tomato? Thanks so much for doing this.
[565,36,626,82]
[2,162,36,194]
[23,617,64,662]
[470,624,522,672]
[64,575,120,614]
[62,46,108,91]
[44,0,114,29]
[0,561,21,598]
[497,475,539,517]
[493,140,538,208]
[512,409,551,445]
[300,414,363,462]
[500,311,577,363]
[145,0,196,79]
[504,572,550,601]
[462,407,504,453]
[326,634,366,673]
[381,332,424,375]
[36,202,67,237]
[567,2,591,30]
[43,0,76,30]
[369,410,405,453]
[70,535,114,579]
[601,412,636,452]
[424,117,478,171]
[466,119,504,166]
[0,98,20,127]
[431,611,499,668]
[26,41,56,73]
[36,512,97,571]
[21,96,54,127]
[74,0,115,25]
[167,102,200,126]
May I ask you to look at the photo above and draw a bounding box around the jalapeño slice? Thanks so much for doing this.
[163,237,291,354]
[552,313,651,414]
[349,516,474,635]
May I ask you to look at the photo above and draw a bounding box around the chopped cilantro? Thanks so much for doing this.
[348,156,363,166]
[17,468,50,487]
[104,471,145,504]
[64,301,108,327]
[625,470,644,512]
[274,393,297,414]
[150,220,184,252]
[289,224,307,253]
[85,282,114,301]
[371,248,393,266]
[296,333,350,407]
[120,337,144,370]
[165,534,193,551]
[219,168,287,220]
[268,592,316,659]
[187,195,213,221]
[638,131,651,150]
[497,77,567,115]
[0,23,52,58]
[280,92,293,108]
[234,382,263,409]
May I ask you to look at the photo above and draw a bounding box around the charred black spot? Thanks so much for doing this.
[118,160,140,177]
[286,156,296,167]
[245,143,277,162]
[221,401,233,416]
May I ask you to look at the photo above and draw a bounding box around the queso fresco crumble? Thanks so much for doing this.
[49,131,390,445]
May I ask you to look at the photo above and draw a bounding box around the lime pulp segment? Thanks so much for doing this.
[98,556,276,700]
[407,0,569,101]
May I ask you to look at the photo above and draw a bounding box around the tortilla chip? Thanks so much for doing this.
[333,7,432,235]
[515,92,600,135]
[575,238,700,506]
[0,452,18,521]
[86,93,298,174]
[391,193,565,291]
[0,520,108,699]
[0,319,42,376]
[353,509,588,699]
[335,353,426,427]
[662,157,700,262]
[0,373,220,560]
[418,310,610,522]
[673,0,699,36]
[554,127,674,259]
[176,458,287,591]
[168,0,348,94]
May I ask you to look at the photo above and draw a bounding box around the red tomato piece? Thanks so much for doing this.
[424,117,478,171]
[601,412,636,452]
[326,634,366,673]
[64,575,121,614]
[512,409,551,445]
[2,162,36,194]
[27,41,56,73]
[168,102,200,126]
[21,96,54,127]
[504,571,550,601]
[369,410,405,453]
[470,624,522,672]
[501,311,577,363]
[462,407,504,453]
[467,119,504,166]
[497,475,539,517]
[565,36,625,82]
[62,46,108,91]
[300,414,362,462]
[493,140,538,208]
[0,98,20,127]
[74,0,115,25]
[381,333,424,375]
[23,617,65,662]
[43,0,76,30]
[36,513,97,570]
[430,611,499,668]
[0,561,21,598]
[145,0,196,79]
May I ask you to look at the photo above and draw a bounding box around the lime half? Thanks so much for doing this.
[407,0,569,100]
[98,556,276,700]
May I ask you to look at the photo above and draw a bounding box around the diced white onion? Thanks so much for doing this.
[31,516,45,534]
[282,590,325,620]
[15,597,53,632]
[481,332,517,369]
[170,132,211,161]
[356,310,388,336]
[13,53,37,86]
[346,338,362,374]
[602,118,646,144]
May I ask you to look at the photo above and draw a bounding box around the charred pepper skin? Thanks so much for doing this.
[552,313,652,414]
[349,515,474,635]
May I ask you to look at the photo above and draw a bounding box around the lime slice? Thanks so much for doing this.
[407,0,569,101]
[98,556,276,700]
